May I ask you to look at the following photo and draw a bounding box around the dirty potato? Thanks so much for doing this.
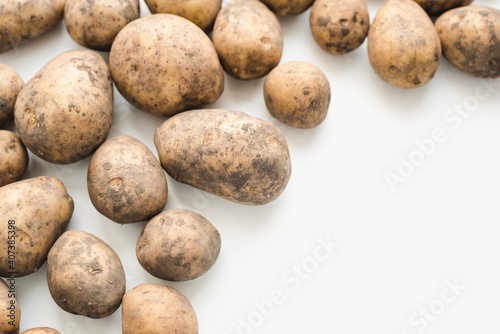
[414,0,473,15]
[260,0,314,16]
[0,131,29,188]
[0,278,20,334]
[20,328,61,334]
[0,64,24,129]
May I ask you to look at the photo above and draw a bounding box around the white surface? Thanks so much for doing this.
[2,1,500,333]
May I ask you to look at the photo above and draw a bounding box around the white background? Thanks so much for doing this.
[1,0,500,333]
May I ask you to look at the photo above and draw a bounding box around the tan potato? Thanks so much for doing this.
[0,0,66,54]
[122,283,198,334]
[0,64,24,129]
[264,62,331,128]
[0,131,29,188]
[154,109,292,205]
[0,176,73,278]
[414,0,473,15]
[144,0,222,32]
[213,0,283,80]
[87,135,168,224]
[110,14,224,117]
[65,0,140,51]
[368,0,442,88]
[260,0,314,16]
[137,209,221,281]
[310,0,369,55]
[47,230,126,319]
[15,49,113,164]
[20,328,61,334]
[435,6,500,78]
[0,278,20,334]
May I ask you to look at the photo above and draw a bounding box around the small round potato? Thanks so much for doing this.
[144,0,222,32]
[122,284,198,334]
[65,0,140,51]
[0,131,29,187]
[20,328,61,334]
[435,6,500,78]
[0,64,24,129]
[310,0,369,55]
[260,0,314,16]
[264,62,331,128]
[137,210,221,281]
[0,278,20,334]
[414,0,473,15]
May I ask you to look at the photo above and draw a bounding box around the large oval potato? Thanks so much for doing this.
[0,64,24,129]
[0,278,20,334]
[88,135,168,224]
[368,0,442,88]
[0,131,29,188]
[144,0,221,32]
[213,0,283,80]
[65,0,140,51]
[154,109,291,205]
[260,0,314,16]
[15,49,113,164]
[0,176,73,278]
[110,14,224,117]
[47,230,126,319]
[20,329,60,334]
[414,0,473,15]
[0,0,66,54]
[435,6,500,78]
[122,284,198,334]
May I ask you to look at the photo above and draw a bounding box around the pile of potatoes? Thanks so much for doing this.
[0,0,499,332]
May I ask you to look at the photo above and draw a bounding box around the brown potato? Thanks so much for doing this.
[0,131,29,187]
[137,209,221,281]
[414,0,473,15]
[0,278,20,334]
[435,6,500,78]
[110,14,224,117]
[15,49,113,164]
[260,0,314,16]
[122,283,198,334]
[264,62,331,128]
[368,0,442,88]
[47,230,126,319]
[213,0,283,80]
[20,328,61,334]
[65,0,140,51]
[144,0,222,32]
[88,135,168,224]
[0,0,66,54]
[0,64,24,129]
[310,0,369,55]
[154,109,291,205]
[0,176,73,278]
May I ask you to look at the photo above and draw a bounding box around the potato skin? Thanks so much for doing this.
[20,328,61,334]
[47,230,126,319]
[0,176,73,278]
[88,135,168,224]
[0,279,20,334]
[414,0,473,15]
[368,0,442,88]
[260,0,314,16]
[144,0,222,32]
[310,0,369,55]
[122,283,198,334]
[0,131,29,187]
[0,64,24,129]
[110,14,224,117]
[15,49,113,164]
[264,62,331,128]
[435,6,500,78]
[213,0,283,80]
[0,0,66,54]
[137,209,221,281]
[65,0,140,51]
[154,109,291,205]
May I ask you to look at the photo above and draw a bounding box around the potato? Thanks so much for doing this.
[414,0,473,15]
[0,0,66,54]
[65,0,140,51]
[260,0,314,16]
[154,109,291,205]
[213,0,283,80]
[88,135,168,224]
[310,0,369,55]
[15,49,113,164]
[144,0,222,32]
[0,131,29,188]
[264,62,331,128]
[0,176,73,277]
[137,209,221,281]
[0,64,24,129]
[122,283,198,334]
[0,278,20,334]
[435,6,500,78]
[368,0,442,88]
[20,329,60,334]
[110,14,224,117]
[47,230,126,319]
